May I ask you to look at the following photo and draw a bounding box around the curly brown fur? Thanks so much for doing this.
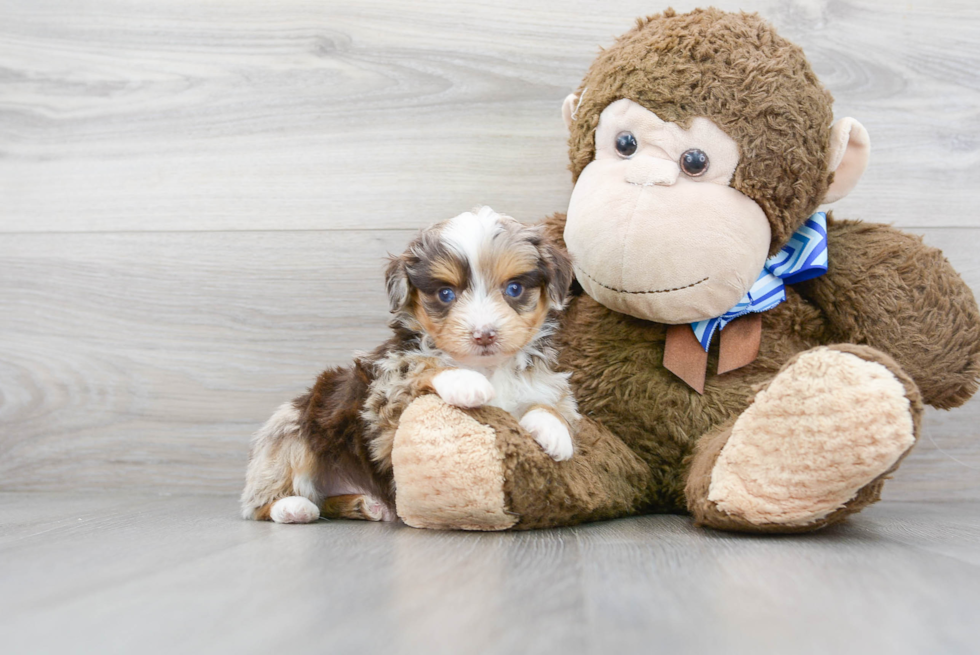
[567,8,834,253]
[497,411,653,529]
[552,274,830,511]
[796,217,980,409]
[494,211,973,525]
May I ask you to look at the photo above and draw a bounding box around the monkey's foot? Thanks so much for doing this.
[391,395,516,531]
[695,345,921,530]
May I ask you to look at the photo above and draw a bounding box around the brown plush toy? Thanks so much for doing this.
[389,8,980,532]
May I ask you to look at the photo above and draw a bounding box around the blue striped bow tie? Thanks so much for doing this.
[690,212,828,351]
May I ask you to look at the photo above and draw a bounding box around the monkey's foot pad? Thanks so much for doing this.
[392,395,517,531]
[708,347,917,526]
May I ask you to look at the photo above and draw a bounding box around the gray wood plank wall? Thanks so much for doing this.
[2,0,978,499]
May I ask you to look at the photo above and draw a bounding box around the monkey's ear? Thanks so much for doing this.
[561,92,580,131]
[384,255,411,314]
[823,118,870,204]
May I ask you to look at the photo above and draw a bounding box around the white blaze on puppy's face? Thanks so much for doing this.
[394,207,573,365]
[564,99,772,324]
[442,209,522,358]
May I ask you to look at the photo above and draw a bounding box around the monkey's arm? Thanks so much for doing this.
[391,396,652,530]
[795,217,980,409]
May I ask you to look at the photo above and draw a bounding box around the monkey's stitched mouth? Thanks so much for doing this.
[574,265,709,295]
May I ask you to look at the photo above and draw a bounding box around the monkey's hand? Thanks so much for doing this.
[432,369,496,408]
[390,395,649,530]
[796,218,980,409]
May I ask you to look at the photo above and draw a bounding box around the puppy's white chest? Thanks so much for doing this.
[483,365,559,418]
[486,376,524,416]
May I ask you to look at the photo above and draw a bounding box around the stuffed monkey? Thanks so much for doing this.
[387,8,980,532]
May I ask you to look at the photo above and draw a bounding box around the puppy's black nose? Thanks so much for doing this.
[473,329,497,347]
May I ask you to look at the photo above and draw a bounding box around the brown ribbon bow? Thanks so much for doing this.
[663,314,762,394]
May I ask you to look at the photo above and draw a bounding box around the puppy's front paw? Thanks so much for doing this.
[432,369,496,408]
[520,409,573,461]
[270,496,320,524]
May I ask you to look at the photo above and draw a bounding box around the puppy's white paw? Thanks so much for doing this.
[270,496,320,524]
[359,496,388,522]
[520,409,574,461]
[433,369,496,408]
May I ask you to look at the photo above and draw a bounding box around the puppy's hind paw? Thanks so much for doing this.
[432,369,496,408]
[520,409,574,461]
[270,496,321,524]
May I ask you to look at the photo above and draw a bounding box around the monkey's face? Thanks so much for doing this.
[564,99,771,324]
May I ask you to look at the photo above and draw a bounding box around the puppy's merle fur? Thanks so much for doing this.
[240,207,577,523]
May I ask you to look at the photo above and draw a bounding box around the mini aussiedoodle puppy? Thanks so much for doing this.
[241,207,578,523]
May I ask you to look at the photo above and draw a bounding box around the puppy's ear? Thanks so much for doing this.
[385,255,411,314]
[543,242,574,309]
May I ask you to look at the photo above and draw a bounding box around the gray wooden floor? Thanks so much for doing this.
[0,494,977,655]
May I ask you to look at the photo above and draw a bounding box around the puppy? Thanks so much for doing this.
[240,207,578,523]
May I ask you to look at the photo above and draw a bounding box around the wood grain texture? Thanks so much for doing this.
[0,0,978,499]
[0,230,407,491]
[0,494,978,655]
[0,0,978,232]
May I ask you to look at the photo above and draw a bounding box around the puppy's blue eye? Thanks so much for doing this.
[504,282,524,298]
[437,288,456,303]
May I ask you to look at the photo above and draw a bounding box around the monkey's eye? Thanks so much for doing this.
[680,149,709,177]
[437,288,456,303]
[504,282,524,298]
[615,132,638,158]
